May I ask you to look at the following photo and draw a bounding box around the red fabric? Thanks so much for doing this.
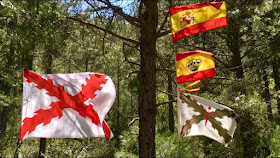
[172,17,227,43]
[177,68,215,84]
[20,70,108,140]
[176,51,201,61]
[176,51,214,61]
[102,121,111,140]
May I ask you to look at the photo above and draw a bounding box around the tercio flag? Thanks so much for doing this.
[178,92,237,146]
[169,2,227,43]
[176,50,215,84]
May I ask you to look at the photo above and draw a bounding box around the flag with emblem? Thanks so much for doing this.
[176,50,215,84]
[20,70,116,140]
[178,92,237,146]
[169,2,227,43]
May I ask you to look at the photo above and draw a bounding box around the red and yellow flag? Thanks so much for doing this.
[176,50,215,84]
[169,2,227,43]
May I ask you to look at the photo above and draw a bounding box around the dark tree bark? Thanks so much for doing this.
[39,138,46,158]
[85,54,89,72]
[0,32,15,137]
[262,68,273,120]
[227,23,244,79]
[39,53,53,158]
[168,73,174,133]
[115,66,121,147]
[0,106,8,137]
[138,1,158,157]
[0,80,10,137]
[272,59,280,121]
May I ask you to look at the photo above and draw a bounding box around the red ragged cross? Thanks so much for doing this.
[20,70,111,140]
[201,107,216,126]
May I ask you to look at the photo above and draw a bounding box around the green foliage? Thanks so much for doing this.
[115,125,139,157]
[269,125,280,157]
[155,131,201,158]
[0,0,280,157]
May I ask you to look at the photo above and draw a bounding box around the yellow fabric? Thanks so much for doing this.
[185,80,200,88]
[179,80,201,92]
[176,52,214,77]
[170,2,226,34]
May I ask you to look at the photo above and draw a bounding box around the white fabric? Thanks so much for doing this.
[21,71,115,140]
[178,92,237,146]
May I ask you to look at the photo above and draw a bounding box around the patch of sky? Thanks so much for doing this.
[63,0,138,18]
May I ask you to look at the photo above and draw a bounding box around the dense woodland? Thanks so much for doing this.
[0,0,279,157]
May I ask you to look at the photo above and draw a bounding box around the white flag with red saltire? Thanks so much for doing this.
[20,70,116,140]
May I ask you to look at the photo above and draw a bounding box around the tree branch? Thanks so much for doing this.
[128,117,140,128]
[156,100,176,107]
[155,88,177,98]
[156,11,170,35]
[157,29,171,38]
[156,68,175,73]
[67,17,139,44]
[123,42,141,68]
[241,46,260,59]
[125,71,140,79]
[84,0,109,12]
[213,56,230,68]
[85,0,110,13]
[96,0,140,28]
[101,33,119,71]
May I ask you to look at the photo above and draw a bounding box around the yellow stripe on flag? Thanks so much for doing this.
[176,53,214,77]
[170,2,226,34]
[175,50,215,83]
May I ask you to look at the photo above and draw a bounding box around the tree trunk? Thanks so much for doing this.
[39,138,46,158]
[115,66,121,147]
[227,22,244,79]
[0,106,8,137]
[0,82,10,137]
[39,53,53,158]
[262,68,273,120]
[232,49,243,79]
[138,1,158,157]
[168,73,174,133]
[0,34,15,137]
[272,59,280,122]
[85,55,89,72]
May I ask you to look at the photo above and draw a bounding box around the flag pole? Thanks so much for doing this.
[13,138,22,158]
[39,62,52,158]
[39,138,46,158]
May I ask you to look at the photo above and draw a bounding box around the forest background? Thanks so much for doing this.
[0,0,280,157]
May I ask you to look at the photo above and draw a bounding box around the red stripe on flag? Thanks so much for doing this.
[169,2,223,16]
[172,17,227,43]
[177,68,215,84]
[176,51,214,61]
[176,51,200,61]
[102,120,111,140]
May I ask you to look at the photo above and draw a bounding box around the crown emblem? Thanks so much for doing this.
[187,58,201,72]
[180,12,194,28]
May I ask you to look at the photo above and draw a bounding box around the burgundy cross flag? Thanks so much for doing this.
[178,92,237,146]
[20,70,116,140]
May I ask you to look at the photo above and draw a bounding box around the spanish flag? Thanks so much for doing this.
[169,2,227,43]
[176,50,215,84]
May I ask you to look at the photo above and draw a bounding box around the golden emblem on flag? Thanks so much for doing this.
[169,2,227,43]
[180,12,194,28]
[187,58,201,72]
[176,50,215,84]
